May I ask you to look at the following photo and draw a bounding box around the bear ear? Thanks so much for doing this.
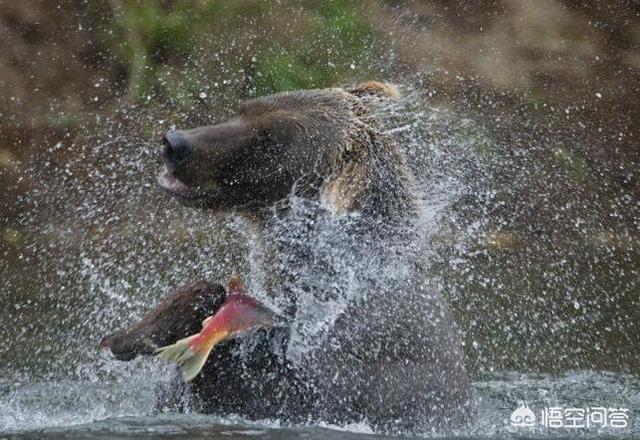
[320,162,368,216]
[349,81,400,99]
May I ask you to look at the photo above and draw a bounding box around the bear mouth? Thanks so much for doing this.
[157,166,202,200]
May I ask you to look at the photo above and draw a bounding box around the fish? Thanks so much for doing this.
[155,274,275,382]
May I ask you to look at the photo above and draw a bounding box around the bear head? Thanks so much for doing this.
[157,83,409,216]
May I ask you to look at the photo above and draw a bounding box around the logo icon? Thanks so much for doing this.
[511,401,536,427]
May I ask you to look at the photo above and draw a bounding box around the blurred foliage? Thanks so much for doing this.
[252,0,374,94]
[106,0,380,108]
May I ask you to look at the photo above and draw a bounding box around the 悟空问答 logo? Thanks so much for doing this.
[511,401,536,427]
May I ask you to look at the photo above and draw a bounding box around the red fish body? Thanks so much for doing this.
[156,275,274,381]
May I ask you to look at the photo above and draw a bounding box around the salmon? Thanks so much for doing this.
[155,274,274,382]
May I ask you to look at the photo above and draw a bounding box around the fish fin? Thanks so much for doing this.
[155,334,198,364]
[179,346,213,382]
[227,273,245,295]
[155,332,227,382]
[155,334,211,382]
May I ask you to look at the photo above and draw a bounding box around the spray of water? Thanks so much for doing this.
[0,86,638,437]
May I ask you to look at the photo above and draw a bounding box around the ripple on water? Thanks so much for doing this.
[0,371,637,439]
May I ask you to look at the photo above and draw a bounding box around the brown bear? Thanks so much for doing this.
[101,81,471,434]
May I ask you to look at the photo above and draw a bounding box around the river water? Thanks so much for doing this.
[2,370,638,438]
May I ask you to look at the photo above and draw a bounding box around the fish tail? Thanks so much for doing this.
[155,334,215,382]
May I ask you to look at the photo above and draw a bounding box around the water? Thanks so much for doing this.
[2,371,638,438]
[1,88,638,438]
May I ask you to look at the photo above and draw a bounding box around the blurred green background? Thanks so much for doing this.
[1,1,638,156]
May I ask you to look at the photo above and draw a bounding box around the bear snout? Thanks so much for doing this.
[163,131,193,169]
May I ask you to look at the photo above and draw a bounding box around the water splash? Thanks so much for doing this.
[0,86,638,437]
